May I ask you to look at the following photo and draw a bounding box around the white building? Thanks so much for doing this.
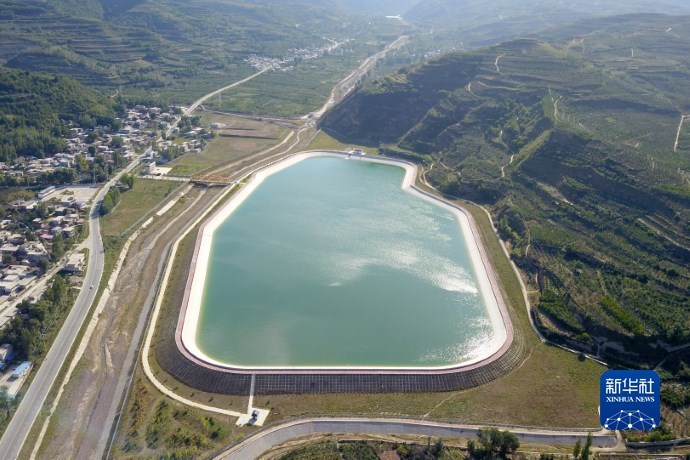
[64,253,85,273]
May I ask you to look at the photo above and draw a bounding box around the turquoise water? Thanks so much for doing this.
[196,156,494,368]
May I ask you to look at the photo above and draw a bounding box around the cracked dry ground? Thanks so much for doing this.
[39,186,220,459]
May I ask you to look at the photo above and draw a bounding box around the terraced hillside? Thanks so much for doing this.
[322,14,690,365]
[0,0,389,103]
[404,0,690,47]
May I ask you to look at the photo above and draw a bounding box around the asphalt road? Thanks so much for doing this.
[0,158,141,459]
[217,418,618,460]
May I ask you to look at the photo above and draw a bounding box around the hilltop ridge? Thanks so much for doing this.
[0,0,384,102]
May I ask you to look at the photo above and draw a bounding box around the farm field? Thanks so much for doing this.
[169,113,292,177]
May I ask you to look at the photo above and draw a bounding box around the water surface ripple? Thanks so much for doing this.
[198,157,495,367]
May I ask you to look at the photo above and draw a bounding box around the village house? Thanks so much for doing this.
[64,253,85,273]
[17,242,49,265]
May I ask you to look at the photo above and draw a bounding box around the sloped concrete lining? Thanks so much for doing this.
[153,151,521,394]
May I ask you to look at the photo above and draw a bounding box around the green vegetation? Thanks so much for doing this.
[0,276,74,361]
[279,439,462,460]
[278,441,342,460]
[0,274,83,437]
[202,41,385,117]
[661,384,690,409]
[467,428,519,460]
[307,130,377,155]
[599,295,644,336]
[571,434,592,460]
[123,393,230,456]
[324,14,690,364]
[0,0,403,104]
[405,0,690,48]
[99,187,120,216]
[0,68,118,162]
[101,178,180,237]
[120,173,135,190]
[278,430,524,460]
[537,290,583,334]
[168,114,289,177]
[625,423,676,443]
[658,350,690,437]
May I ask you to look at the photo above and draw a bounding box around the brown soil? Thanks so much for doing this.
[38,186,221,459]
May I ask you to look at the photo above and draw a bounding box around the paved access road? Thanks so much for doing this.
[217,418,618,460]
[0,158,141,460]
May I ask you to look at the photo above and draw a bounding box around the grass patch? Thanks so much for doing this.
[462,202,535,345]
[278,440,341,460]
[101,179,181,237]
[278,439,471,460]
[115,378,246,458]
[0,187,35,206]
[169,117,289,177]
[306,130,378,155]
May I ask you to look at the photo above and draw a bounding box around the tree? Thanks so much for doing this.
[45,277,67,305]
[573,438,582,459]
[37,257,49,274]
[110,136,124,148]
[51,233,65,260]
[99,187,120,216]
[0,385,12,419]
[467,428,520,460]
[120,173,135,189]
[431,439,444,457]
[112,151,126,167]
[581,433,592,460]
[35,201,48,219]
[441,172,461,196]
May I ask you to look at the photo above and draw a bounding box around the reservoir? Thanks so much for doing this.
[184,153,506,369]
